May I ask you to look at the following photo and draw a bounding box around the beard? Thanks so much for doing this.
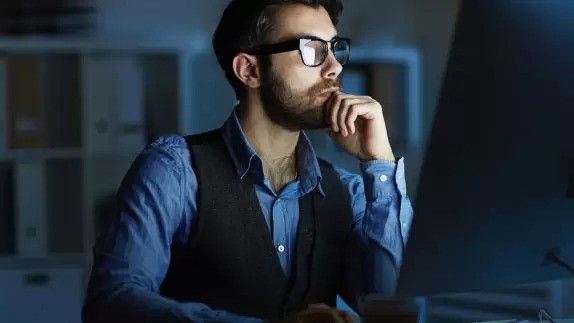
[259,64,341,132]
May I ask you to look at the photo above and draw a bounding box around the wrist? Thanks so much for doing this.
[360,152,396,163]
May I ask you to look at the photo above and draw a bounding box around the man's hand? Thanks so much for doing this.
[284,303,356,323]
[323,92,395,162]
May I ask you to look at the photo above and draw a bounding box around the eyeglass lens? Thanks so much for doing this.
[301,39,349,66]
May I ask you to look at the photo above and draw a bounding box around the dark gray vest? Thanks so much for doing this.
[160,130,354,321]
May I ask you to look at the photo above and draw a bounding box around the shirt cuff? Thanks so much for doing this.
[360,157,407,201]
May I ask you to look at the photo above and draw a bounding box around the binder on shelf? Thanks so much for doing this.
[6,55,48,149]
[84,54,145,155]
[15,161,48,258]
[114,56,146,151]
[44,54,82,148]
[84,54,116,154]
[45,159,84,253]
[0,162,15,254]
[0,58,6,152]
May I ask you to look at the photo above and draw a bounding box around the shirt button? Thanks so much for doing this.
[379,175,388,182]
[277,245,285,253]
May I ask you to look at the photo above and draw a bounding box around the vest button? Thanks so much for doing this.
[277,245,285,253]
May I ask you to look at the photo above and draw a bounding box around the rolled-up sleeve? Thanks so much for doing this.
[360,157,412,261]
[336,157,414,312]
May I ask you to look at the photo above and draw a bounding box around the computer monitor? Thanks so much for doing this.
[396,0,574,298]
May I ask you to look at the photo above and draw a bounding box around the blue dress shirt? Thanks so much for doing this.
[82,109,414,323]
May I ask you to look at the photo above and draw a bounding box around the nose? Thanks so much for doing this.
[321,50,343,80]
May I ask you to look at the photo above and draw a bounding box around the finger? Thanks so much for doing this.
[338,98,368,136]
[307,304,350,323]
[332,311,347,323]
[329,93,344,132]
[328,93,360,132]
[339,98,371,135]
[337,98,368,136]
[338,98,351,136]
[339,98,370,134]
[299,308,335,323]
[328,93,376,133]
[337,310,357,323]
[347,101,379,130]
[323,93,337,127]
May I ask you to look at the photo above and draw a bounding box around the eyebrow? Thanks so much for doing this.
[297,34,339,41]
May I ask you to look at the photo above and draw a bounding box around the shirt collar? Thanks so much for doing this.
[220,107,326,197]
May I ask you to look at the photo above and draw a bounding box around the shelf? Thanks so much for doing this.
[0,254,87,269]
[0,44,188,277]
[86,151,142,160]
[0,148,83,161]
[0,35,198,53]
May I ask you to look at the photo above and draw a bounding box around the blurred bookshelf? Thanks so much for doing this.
[0,36,196,322]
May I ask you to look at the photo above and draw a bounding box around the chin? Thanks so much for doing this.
[297,112,327,131]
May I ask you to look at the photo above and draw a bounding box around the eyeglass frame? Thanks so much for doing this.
[243,35,351,67]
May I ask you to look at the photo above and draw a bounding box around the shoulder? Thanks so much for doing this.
[128,134,192,180]
[149,134,190,158]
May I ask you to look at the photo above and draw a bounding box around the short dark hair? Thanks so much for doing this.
[212,0,344,100]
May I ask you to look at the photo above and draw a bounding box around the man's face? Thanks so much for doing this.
[258,4,344,131]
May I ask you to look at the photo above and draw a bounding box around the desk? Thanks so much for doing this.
[361,277,574,323]
[360,296,420,323]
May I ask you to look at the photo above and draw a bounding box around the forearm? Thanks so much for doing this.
[362,186,413,296]
[363,231,402,296]
[82,283,263,323]
[83,283,188,323]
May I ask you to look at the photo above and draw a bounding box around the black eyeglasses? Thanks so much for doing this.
[244,36,351,67]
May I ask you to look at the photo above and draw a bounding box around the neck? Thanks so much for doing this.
[236,98,300,162]
[237,97,301,193]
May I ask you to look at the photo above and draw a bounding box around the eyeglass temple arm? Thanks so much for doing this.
[243,39,301,55]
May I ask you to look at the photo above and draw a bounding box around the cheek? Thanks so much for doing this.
[274,54,319,94]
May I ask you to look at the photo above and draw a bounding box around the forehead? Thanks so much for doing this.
[270,4,338,42]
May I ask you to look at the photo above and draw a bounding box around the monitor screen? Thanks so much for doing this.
[397,0,574,297]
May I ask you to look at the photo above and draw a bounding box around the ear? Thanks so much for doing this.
[232,53,261,90]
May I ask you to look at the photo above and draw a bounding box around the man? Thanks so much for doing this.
[82,0,413,322]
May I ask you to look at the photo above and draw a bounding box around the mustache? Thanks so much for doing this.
[309,78,342,95]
